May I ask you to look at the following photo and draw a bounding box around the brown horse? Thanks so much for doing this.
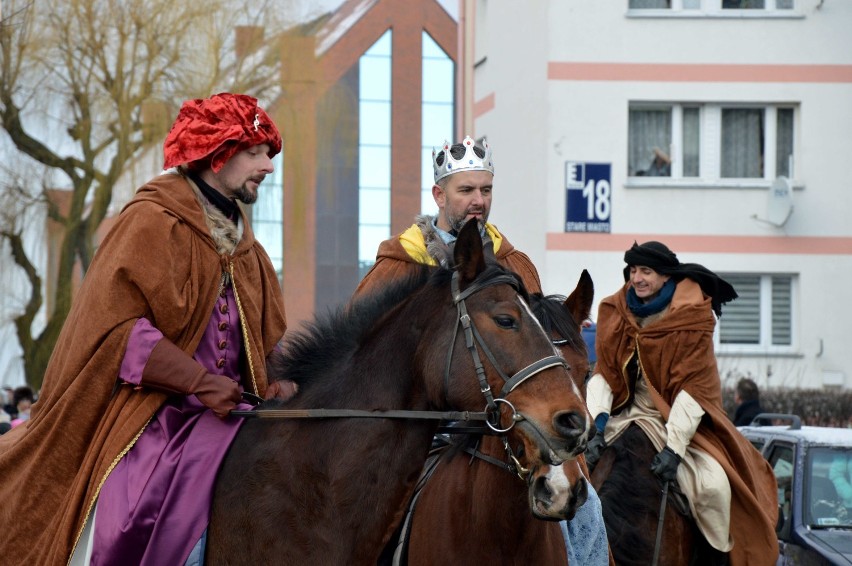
[206,220,592,565]
[403,271,596,565]
[591,424,707,566]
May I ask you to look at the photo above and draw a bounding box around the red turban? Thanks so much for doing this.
[162,93,282,173]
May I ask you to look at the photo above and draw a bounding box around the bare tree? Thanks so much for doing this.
[0,0,294,388]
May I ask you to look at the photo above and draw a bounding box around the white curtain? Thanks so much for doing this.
[776,108,794,178]
[683,107,700,177]
[628,108,671,176]
[721,108,763,178]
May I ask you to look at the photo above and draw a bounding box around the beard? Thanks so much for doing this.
[235,185,258,204]
[234,176,265,205]
[446,209,487,234]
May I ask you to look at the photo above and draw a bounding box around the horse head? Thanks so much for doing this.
[441,223,592,519]
[525,269,595,520]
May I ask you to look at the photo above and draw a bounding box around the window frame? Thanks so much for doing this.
[627,102,798,188]
[627,0,801,18]
[715,273,797,354]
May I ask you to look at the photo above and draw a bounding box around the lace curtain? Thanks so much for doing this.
[628,109,671,176]
[721,108,763,178]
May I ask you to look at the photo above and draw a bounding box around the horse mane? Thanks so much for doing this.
[598,425,655,562]
[530,293,585,353]
[267,265,433,388]
[267,261,527,391]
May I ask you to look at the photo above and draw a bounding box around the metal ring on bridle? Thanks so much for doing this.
[486,398,518,433]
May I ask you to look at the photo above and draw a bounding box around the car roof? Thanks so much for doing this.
[740,424,852,447]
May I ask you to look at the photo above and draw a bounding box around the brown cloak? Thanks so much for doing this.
[0,173,287,564]
[354,218,542,297]
[596,279,779,565]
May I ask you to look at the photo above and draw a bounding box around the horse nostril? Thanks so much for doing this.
[552,410,585,439]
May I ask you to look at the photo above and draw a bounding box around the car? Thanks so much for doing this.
[739,413,852,565]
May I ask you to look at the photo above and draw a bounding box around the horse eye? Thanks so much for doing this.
[494,315,516,329]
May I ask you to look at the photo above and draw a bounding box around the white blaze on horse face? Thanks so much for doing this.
[517,296,555,352]
[542,464,572,514]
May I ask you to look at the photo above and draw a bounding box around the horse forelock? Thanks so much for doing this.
[530,293,585,354]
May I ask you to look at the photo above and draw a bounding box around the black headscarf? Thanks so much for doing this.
[622,241,737,317]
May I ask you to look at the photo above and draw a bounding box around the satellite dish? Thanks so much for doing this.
[753,176,793,227]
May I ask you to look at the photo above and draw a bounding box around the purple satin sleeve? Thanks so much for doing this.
[118,318,164,386]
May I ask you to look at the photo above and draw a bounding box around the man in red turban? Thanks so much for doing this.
[0,93,290,564]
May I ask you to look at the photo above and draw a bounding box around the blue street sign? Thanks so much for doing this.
[565,162,611,233]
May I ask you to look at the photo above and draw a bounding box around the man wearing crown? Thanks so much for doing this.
[355,136,612,565]
[355,136,540,293]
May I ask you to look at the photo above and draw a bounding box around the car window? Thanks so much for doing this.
[808,447,852,528]
[766,443,794,521]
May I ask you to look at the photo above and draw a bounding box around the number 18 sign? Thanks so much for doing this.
[565,161,611,233]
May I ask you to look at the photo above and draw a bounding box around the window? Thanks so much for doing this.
[807,448,852,527]
[717,274,794,350]
[421,32,454,216]
[629,0,794,12]
[628,104,700,178]
[628,103,796,183]
[724,0,794,9]
[358,30,392,280]
[252,152,283,278]
[767,443,794,525]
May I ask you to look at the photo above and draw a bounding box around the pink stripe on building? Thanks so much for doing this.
[473,92,495,118]
[547,233,852,255]
[547,62,852,83]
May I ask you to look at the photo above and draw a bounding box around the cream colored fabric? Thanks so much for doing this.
[665,390,704,457]
[585,373,613,420]
[70,504,96,566]
[606,376,733,552]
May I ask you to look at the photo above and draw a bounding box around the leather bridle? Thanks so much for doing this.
[443,270,571,477]
[234,267,571,477]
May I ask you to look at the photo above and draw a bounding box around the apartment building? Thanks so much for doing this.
[466,0,852,389]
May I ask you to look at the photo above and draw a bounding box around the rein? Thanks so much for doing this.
[232,408,488,422]
[234,266,567,477]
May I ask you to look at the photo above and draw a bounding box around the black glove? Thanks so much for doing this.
[585,430,607,470]
[650,446,682,483]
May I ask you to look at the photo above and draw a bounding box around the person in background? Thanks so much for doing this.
[2,386,16,420]
[732,378,764,426]
[638,147,671,177]
[0,93,290,565]
[8,386,34,428]
[829,453,852,511]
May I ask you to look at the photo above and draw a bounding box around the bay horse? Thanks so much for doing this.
[403,270,596,565]
[206,220,592,565]
[590,423,706,566]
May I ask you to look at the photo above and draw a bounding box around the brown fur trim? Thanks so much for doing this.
[183,174,243,255]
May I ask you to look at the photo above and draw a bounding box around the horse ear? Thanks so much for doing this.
[564,269,594,327]
[453,219,486,286]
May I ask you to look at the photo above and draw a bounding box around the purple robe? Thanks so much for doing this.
[91,286,250,565]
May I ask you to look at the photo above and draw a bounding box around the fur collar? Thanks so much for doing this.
[414,214,454,268]
[184,175,243,255]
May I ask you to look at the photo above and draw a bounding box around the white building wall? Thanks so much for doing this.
[471,0,852,389]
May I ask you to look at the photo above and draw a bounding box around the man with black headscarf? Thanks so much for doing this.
[584,241,779,566]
